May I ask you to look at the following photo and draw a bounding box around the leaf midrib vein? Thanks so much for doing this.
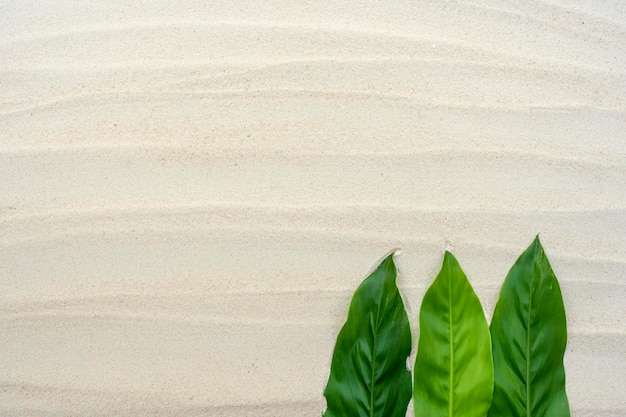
[371,312,377,417]
[448,255,454,417]
[370,263,389,417]
[526,253,534,417]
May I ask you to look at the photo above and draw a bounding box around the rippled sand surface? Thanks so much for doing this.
[1,1,625,416]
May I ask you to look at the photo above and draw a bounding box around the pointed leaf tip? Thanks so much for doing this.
[443,250,458,263]
[383,252,396,264]
[378,253,396,279]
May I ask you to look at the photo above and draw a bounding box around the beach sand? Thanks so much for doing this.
[1,1,625,415]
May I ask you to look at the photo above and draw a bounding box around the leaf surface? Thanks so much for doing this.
[323,254,412,417]
[488,236,570,417]
[413,251,494,417]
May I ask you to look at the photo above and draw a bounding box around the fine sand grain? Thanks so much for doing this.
[1,1,625,416]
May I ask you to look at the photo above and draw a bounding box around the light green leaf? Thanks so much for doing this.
[488,236,570,417]
[414,251,494,417]
[323,253,412,417]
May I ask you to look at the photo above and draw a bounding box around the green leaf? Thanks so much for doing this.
[488,236,570,417]
[323,253,412,417]
[413,251,494,417]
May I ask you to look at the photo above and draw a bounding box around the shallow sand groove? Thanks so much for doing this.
[1,1,625,416]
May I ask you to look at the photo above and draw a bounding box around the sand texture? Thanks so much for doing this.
[1,1,625,416]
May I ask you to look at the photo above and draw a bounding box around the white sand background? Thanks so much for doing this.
[1,1,625,416]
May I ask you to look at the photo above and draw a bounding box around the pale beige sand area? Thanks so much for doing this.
[1,1,625,416]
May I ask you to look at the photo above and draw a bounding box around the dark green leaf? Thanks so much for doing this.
[323,253,412,417]
[413,251,494,417]
[488,236,570,417]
